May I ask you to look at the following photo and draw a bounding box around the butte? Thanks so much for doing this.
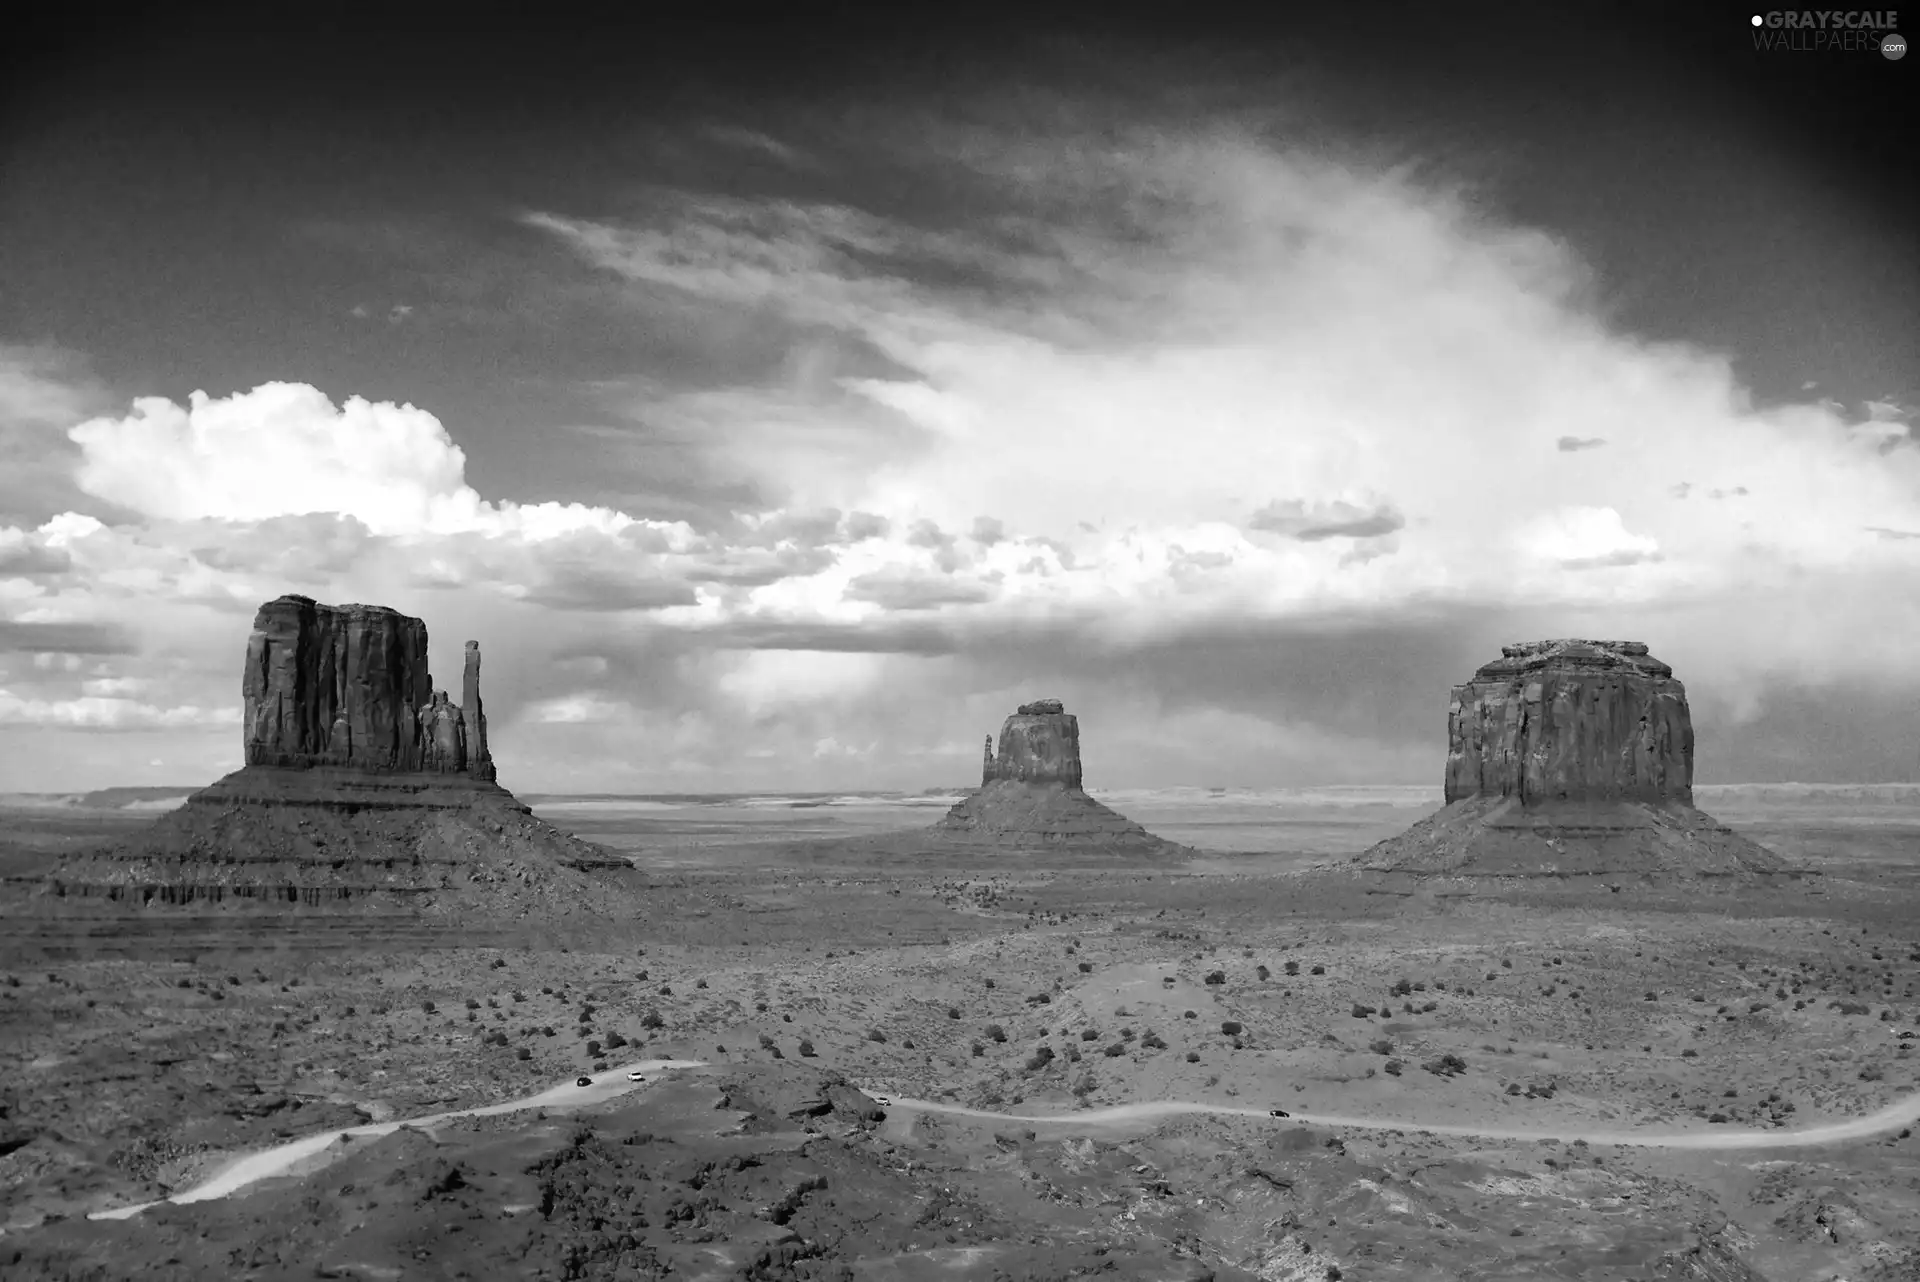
[1347,639,1787,881]
[43,594,631,912]
[922,699,1188,857]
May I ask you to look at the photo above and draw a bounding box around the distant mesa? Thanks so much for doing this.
[1350,639,1788,880]
[44,595,631,911]
[929,699,1186,855]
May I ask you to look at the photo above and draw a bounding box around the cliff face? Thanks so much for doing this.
[1354,640,1784,880]
[935,698,1183,855]
[241,595,491,777]
[45,594,631,912]
[984,699,1084,790]
[1443,639,1693,808]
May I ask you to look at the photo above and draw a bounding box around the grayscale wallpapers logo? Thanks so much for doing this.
[1750,10,1906,54]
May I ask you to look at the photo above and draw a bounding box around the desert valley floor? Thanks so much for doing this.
[3,784,1920,1281]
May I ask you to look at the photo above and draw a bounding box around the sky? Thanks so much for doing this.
[1,6,1917,793]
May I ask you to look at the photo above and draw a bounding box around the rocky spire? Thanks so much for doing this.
[463,639,495,782]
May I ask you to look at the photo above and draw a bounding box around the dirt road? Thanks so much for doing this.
[90,1064,1920,1221]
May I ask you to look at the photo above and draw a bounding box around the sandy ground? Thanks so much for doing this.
[1,785,1918,1280]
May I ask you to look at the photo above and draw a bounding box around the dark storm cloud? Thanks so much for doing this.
[684,545,839,588]
[1556,435,1607,452]
[0,619,138,654]
[0,542,73,578]
[971,516,1006,546]
[843,568,997,611]
[519,567,699,613]
[1250,498,1408,542]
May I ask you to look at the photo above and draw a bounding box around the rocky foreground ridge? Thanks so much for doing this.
[1352,640,1788,880]
[928,699,1188,855]
[43,596,632,912]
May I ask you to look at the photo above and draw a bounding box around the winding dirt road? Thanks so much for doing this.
[89,1063,1920,1221]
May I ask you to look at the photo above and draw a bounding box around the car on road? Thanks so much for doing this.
[1269,1108,1290,1118]
[576,1076,592,1087]
[871,1093,894,1106]
[627,1071,646,1082]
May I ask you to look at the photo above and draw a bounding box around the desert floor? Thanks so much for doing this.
[2,784,1919,1280]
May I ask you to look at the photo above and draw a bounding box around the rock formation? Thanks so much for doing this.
[1351,640,1786,880]
[929,699,1186,856]
[45,595,630,912]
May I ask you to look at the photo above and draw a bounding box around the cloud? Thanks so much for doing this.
[1249,496,1407,541]
[843,566,998,611]
[0,619,138,654]
[0,690,238,729]
[10,99,1920,789]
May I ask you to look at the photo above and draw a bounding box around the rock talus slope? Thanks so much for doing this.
[928,699,1186,854]
[1355,640,1786,879]
[43,595,629,912]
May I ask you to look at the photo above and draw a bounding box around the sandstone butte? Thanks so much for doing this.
[929,699,1188,855]
[1350,639,1788,880]
[43,595,630,912]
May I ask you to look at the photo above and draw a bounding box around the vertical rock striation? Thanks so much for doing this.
[1353,640,1785,880]
[240,595,494,777]
[1443,639,1693,807]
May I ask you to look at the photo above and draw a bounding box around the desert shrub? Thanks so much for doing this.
[605,1032,627,1049]
[947,1006,961,1019]
[1067,1048,1081,1062]
[1222,1020,1243,1036]
[1505,1081,1521,1095]
[1391,978,1413,996]
[1026,993,1052,1005]
[486,997,498,1009]
[1078,961,1093,973]
[512,991,526,1002]
[541,986,552,995]
[592,1060,608,1072]
[1072,1074,1096,1097]
[1310,965,1325,975]
[1421,1001,1438,1013]
[1423,1053,1467,1077]
[1370,1038,1393,1055]
[696,979,708,989]
[372,1002,391,1015]
[1351,1003,1374,1019]
[491,957,506,969]
[758,1033,775,1050]
[1861,1066,1884,1081]
[639,1010,663,1030]
[1183,1010,1197,1019]
[986,1024,1007,1043]
[1681,1048,1698,1058]
[1121,1027,1135,1041]
[1025,1046,1056,1072]
[586,1040,602,1056]
[1104,1043,1126,1058]
[1185,1051,1200,1063]
[1708,1112,1728,1123]
[1831,1001,1871,1016]
[983,978,995,988]
[637,970,649,981]
[465,998,480,1010]
[1284,961,1300,976]
[1204,970,1226,986]
[658,985,672,996]
[1141,1030,1166,1049]
[796,1038,816,1057]
[466,1011,477,1023]
[970,1042,984,1057]
[421,1000,436,1014]
[1082,1028,1100,1041]
[866,1028,887,1043]
[515,1047,531,1060]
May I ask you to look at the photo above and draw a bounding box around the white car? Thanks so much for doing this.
[871,1093,894,1106]
[627,1071,646,1082]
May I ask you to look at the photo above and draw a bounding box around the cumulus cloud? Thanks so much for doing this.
[1249,495,1407,541]
[0,689,238,729]
[1556,435,1606,451]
